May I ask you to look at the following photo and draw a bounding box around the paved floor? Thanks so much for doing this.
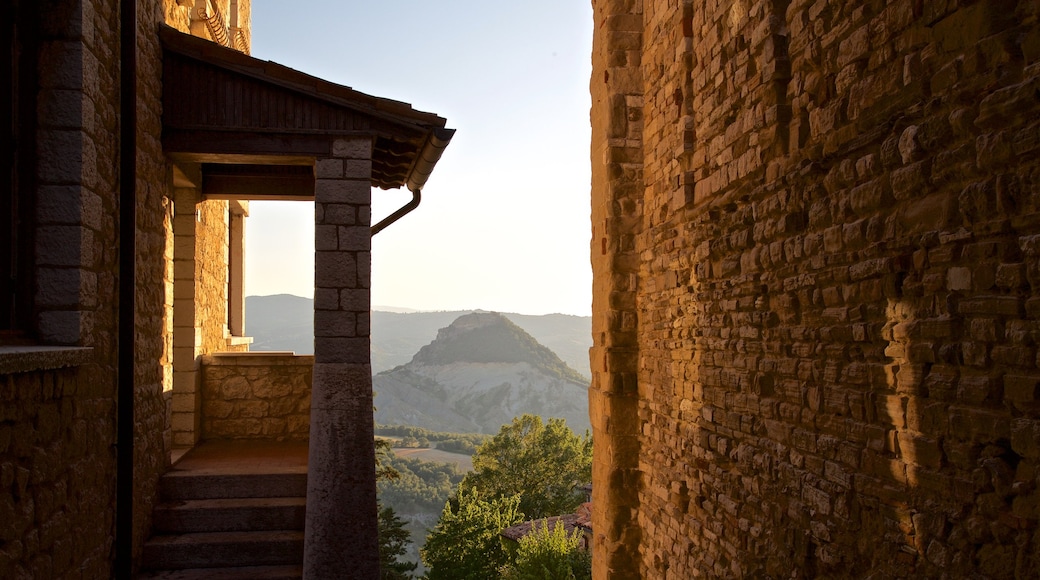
[170,440,309,475]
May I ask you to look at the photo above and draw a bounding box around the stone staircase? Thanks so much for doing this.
[137,445,308,579]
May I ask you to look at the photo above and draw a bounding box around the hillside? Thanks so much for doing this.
[245,295,592,377]
[373,312,591,434]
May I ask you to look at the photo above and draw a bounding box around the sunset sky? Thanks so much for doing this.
[244,1,594,316]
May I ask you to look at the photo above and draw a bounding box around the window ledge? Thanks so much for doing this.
[227,336,253,347]
[0,346,94,375]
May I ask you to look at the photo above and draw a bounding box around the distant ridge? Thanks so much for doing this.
[245,295,592,377]
[372,305,420,313]
[373,312,590,434]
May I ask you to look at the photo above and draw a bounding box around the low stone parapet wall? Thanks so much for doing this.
[200,352,312,441]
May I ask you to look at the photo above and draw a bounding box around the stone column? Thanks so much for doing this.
[171,187,202,448]
[304,138,378,578]
[228,200,248,338]
[590,0,645,578]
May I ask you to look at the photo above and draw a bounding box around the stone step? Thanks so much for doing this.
[141,530,304,571]
[135,564,302,579]
[159,471,307,501]
[152,497,306,533]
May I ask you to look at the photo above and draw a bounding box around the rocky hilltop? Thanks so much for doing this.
[245,295,592,377]
[373,312,590,434]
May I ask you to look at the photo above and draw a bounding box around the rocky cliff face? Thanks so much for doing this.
[373,312,590,434]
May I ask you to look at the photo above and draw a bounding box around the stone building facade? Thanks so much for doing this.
[2,1,258,574]
[591,0,1040,577]
[2,0,451,576]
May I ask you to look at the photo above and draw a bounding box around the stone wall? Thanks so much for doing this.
[2,0,126,575]
[134,0,179,560]
[0,367,116,577]
[195,199,233,352]
[165,1,251,450]
[591,0,1040,577]
[2,0,260,575]
[201,353,313,441]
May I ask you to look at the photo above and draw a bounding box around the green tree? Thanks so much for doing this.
[378,505,418,579]
[462,414,592,519]
[421,487,524,579]
[376,437,400,482]
[500,521,591,580]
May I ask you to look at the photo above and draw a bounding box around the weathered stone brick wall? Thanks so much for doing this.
[0,368,116,577]
[591,0,1040,577]
[201,353,313,441]
[134,0,178,559]
[3,0,256,575]
[589,0,645,577]
[195,199,233,351]
[1,0,175,573]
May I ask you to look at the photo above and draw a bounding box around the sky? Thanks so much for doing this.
[244,1,594,316]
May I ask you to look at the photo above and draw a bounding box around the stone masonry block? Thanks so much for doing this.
[37,310,86,344]
[174,233,196,258]
[948,267,972,291]
[339,289,370,314]
[36,226,92,267]
[357,311,371,337]
[314,337,370,365]
[337,225,370,251]
[311,363,373,411]
[315,225,338,251]
[171,393,196,413]
[173,346,199,368]
[36,186,84,224]
[173,431,196,448]
[358,252,371,289]
[314,288,339,311]
[1012,418,1040,459]
[38,89,88,130]
[35,268,83,307]
[314,311,358,338]
[36,130,85,185]
[344,160,372,179]
[315,158,343,179]
[37,41,84,90]
[315,251,357,289]
[322,205,356,226]
[314,179,370,205]
[331,138,373,159]
[173,281,196,300]
[173,370,198,393]
[171,412,195,432]
[1004,374,1040,402]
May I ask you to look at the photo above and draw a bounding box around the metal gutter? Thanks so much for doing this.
[372,127,454,235]
[405,127,455,192]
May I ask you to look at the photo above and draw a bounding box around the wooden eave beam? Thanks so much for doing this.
[201,164,316,200]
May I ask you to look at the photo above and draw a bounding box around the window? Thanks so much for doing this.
[1,0,37,339]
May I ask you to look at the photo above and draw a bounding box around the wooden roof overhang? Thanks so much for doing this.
[159,26,454,200]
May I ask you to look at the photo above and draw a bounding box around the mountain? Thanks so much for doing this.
[245,295,592,377]
[372,312,591,434]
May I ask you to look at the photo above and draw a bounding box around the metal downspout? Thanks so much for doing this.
[371,188,420,235]
[115,0,136,577]
[371,126,454,235]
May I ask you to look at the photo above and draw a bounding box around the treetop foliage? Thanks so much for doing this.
[421,486,524,580]
[462,414,592,520]
[500,520,592,580]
